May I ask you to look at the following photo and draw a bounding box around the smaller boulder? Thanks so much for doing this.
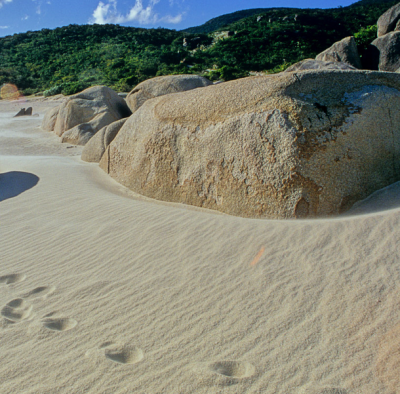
[61,123,95,146]
[60,111,117,146]
[367,31,400,72]
[14,107,33,117]
[42,106,60,131]
[285,59,356,72]
[316,36,362,69]
[14,108,26,117]
[81,118,127,162]
[42,85,131,145]
[377,2,400,37]
[126,75,212,113]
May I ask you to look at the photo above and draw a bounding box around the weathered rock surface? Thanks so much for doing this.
[126,75,212,113]
[316,36,362,69]
[367,31,400,72]
[285,59,356,72]
[41,86,131,145]
[81,118,127,163]
[378,2,400,37]
[99,70,400,219]
[42,106,60,131]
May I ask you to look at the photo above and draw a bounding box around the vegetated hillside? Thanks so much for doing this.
[181,0,398,80]
[0,0,397,95]
[182,8,270,34]
[182,0,395,35]
[0,25,189,95]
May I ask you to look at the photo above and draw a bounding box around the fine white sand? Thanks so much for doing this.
[1,97,400,394]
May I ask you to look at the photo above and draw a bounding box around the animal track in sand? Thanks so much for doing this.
[1,298,33,323]
[208,361,255,379]
[42,318,77,332]
[0,273,26,285]
[104,345,144,364]
[22,286,56,300]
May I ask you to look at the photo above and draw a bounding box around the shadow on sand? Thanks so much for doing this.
[344,181,400,216]
[0,171,40,202]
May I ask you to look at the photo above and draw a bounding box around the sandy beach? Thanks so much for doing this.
[1,97,400,394]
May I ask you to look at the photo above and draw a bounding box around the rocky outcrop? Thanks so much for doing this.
[14,107,33,117]
[377,2,400,37]
[285,59,356,72]
[126,75,212,113]
[99,70,400,219]
[41,86,131,145]
[367,31,400,71]
[316,36,362,69]
[81,118,127,163]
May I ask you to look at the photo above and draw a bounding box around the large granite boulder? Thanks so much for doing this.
[81,118,127,163]
[285,59,356,72]
[316,36,362,69]
[366,31,400,71]
[377,2,400,37]
[126,75,212,113]
[99,70,400,219]
[41,86,131,145]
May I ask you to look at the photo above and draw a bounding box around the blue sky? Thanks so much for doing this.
[0,0,357,37]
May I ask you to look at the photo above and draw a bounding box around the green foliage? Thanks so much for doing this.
[267,62,294,74]
[182,9,269,34]
[62,82,90,96]
[43,85,63,97]
[205,65,248,81]
[354,24,378,58]
[0,0,398,91]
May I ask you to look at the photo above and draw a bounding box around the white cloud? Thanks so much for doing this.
[90,0,183,25]
[32,0,47,15]
[161,13,182,24]
[0,0,12,9]
[22,15,29,20]
[0,25,9,29]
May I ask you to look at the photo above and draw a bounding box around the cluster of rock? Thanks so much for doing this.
[41,3,400,219]
[99,71,400,219]
[42,86,131,145]
[365,3,400,72]
[287,2,400,73]
[14,107,33,117]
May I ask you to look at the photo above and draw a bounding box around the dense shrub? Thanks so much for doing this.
[43,85,63,97]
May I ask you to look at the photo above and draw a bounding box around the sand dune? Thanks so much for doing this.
[1,98,400,393]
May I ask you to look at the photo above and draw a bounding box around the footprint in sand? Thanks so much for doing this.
[103,344,144,365]
[1,298,33,323]
[42,318,77,332]
[0,273,26,285]
[208,361,255,379]
[22,285,56,300]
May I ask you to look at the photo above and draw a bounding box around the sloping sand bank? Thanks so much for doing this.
[1,98,400,394]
